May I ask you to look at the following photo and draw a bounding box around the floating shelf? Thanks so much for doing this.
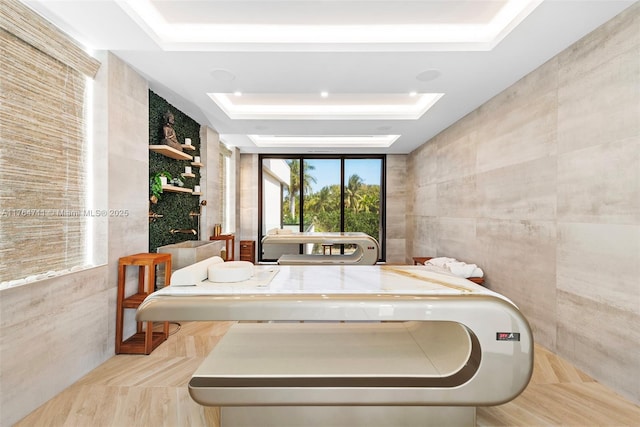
[149,145,193,161]
[162,184,193,194]
[181,144,196,151]
[192,192,202,196]
[191,162,204,168]
[181,172,196,178]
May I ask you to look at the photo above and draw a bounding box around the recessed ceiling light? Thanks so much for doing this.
[416,69,441,82]
[233,91,242,97]
[320,92,329,98]
[208,92,444,120]
[249,135,400,148]
[210,69,236,82]
[409,91,417,97]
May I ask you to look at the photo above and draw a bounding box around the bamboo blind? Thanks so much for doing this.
[0,0,100,78]
[0,1,99,283]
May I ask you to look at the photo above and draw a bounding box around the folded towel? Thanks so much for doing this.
[425,257,483,279]
[446,261,478,278]
[471,267,484,278]
[425,257,456,268]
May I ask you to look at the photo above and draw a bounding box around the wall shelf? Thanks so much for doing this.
[181,144,196,151]
[192,192,202,196]
[191,162,204,168]
[149,145,193,161]
[162,184,193,193]
[181,173,196,178]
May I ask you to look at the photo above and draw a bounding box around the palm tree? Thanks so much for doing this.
[287,159,317,220]
[345,174,363,212]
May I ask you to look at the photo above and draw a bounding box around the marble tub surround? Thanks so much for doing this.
[406,4,640,404]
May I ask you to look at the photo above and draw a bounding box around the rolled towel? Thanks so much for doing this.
[425,257,456,268]
[470,267,484,278]
[445,261,478,279]
[208,261,254,283]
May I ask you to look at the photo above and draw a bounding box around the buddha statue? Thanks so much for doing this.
[160,111,183,151]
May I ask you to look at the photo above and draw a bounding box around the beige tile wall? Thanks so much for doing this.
[0,53,150,426]
[406,4,639,404]
[239,154,260,249]
[200,126,221,239]
[385,155,408,263]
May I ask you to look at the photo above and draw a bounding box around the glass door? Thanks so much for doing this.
[344,158,383,253]
[259,155,385,262]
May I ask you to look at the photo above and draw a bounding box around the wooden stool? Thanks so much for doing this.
[116,253,171,354]
[322,244,333,255]
[210,234,235,261]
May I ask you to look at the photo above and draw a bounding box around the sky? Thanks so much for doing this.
[304,159,382,193]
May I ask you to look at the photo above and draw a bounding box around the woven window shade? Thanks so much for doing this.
[0,23,92,282]
[0,0,100,78]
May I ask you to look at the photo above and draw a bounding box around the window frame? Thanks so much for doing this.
[258,154,386,263]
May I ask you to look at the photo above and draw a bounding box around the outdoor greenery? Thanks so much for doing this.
[282,160,381,239]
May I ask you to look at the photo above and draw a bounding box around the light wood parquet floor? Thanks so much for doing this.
[15,321,640,427]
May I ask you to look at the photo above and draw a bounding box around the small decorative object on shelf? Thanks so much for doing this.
[169,177,184,187]
[150,171,172,204]
[191,156,203,167]
[181,165,195,178]
[160,111,183,152]
[194,185,201,193]
[182,138,196,151]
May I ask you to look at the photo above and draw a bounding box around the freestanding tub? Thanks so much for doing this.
[157,240,224,272]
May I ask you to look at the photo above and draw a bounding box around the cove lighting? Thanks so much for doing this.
[208,92,444,120]
[117,0,543,51]
[248,135,401,148]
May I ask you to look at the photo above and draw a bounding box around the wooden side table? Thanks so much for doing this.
[240,240,256,264]
[210,234,235,261]
[116,253,171,355]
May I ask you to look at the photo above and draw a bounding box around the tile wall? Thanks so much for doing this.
[406,4,639,403]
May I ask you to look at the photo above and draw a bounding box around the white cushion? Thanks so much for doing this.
[170,256,224,286]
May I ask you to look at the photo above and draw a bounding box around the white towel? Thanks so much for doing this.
[425,257,483,279]
[471,267,484,278]
[446,262,478,278]
[425,257,456,268]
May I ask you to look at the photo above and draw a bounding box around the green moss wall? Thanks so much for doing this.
[148,91,202,252]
